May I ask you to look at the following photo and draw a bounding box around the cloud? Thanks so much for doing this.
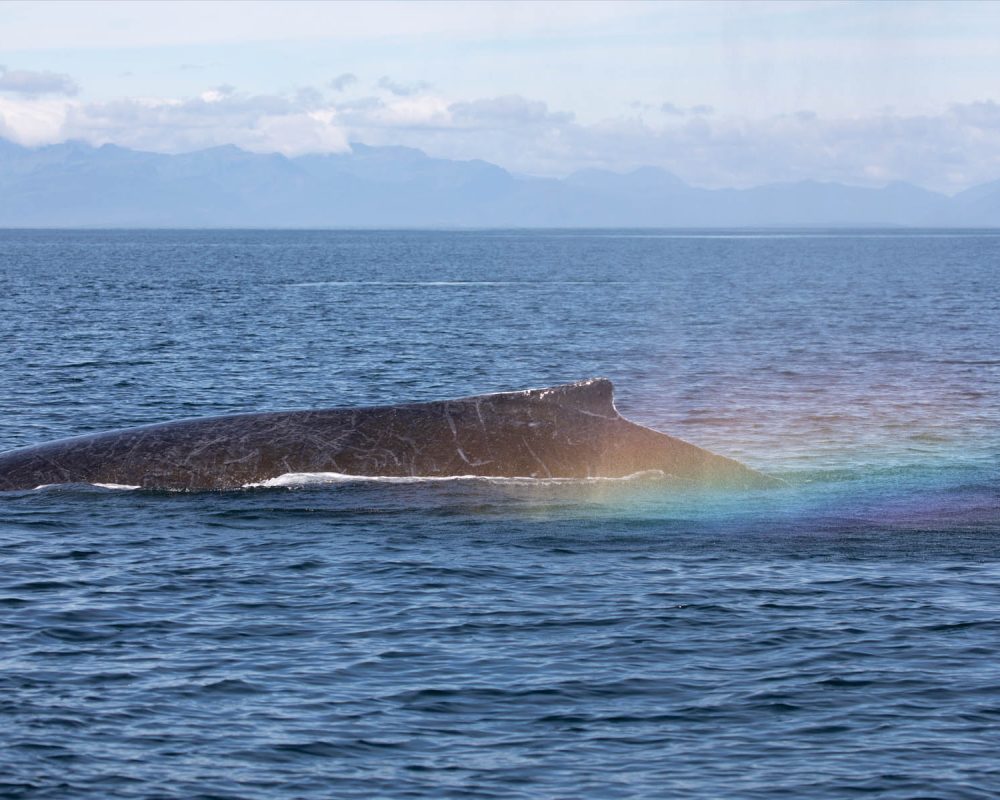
[329,73,358,92]
[4,80,1000,193]
[0,95,74,145]
[448,95,574,127]
[247,109,349,156]
[659,102,714,116]
[950,99,1000,129]
[345,100,1000,192]
[200,84,237,102]
[377,76,431,97]
[59,88,349,156]
[348,95,450,129]
[293,86,325,109]
[0,66,79,97]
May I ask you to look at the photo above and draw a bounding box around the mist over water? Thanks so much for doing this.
[1,230,998,798]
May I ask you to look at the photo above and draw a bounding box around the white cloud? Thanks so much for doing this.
[54,88,350,155]
[657,103,714,118]
[329,73,358,92]
[3,81,1000,192]
[248,109,348,155]
[343,98,1000,192]
[377,77,432,98]
[449,95,573,127]
[950,100,1000,130]
[364,95,451,129]
[0,65,78,96]
[198,84,236,103]
[0,95,73,144]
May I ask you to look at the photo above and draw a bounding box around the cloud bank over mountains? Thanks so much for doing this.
[3,135,1000,228]
[4,2,1000,198]
[4,74,1000,195]
[4,5,1000,229]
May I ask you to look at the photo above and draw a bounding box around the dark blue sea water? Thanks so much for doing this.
[1,229,998,799]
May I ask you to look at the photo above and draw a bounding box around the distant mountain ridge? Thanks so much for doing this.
[1,137,998,227]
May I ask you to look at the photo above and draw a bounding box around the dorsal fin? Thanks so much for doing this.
[522,378,617,417]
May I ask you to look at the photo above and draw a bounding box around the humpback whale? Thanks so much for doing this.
[0,378,778,491]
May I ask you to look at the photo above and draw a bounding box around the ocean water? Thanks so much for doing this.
[0,229,998,799]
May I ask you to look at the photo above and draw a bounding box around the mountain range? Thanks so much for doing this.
[2,137,999,227]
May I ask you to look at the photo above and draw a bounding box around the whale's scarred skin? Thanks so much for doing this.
[0,378,779,491]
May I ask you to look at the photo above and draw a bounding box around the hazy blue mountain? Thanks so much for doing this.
[564,166,688,193]
[0,137,992,227]
[948,179,1000,226]
[709,180,951,227]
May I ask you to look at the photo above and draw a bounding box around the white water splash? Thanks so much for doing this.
[32,482,141,491]
[243,470,669,489]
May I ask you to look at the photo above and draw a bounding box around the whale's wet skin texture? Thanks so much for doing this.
[0,378,776,491]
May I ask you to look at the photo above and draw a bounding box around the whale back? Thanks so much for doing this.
[0,379,778,490]
[500,377,617,417]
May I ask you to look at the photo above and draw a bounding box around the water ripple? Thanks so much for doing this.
[0,230,998,799]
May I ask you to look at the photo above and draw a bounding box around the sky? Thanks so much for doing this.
[3,0,1000,192]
